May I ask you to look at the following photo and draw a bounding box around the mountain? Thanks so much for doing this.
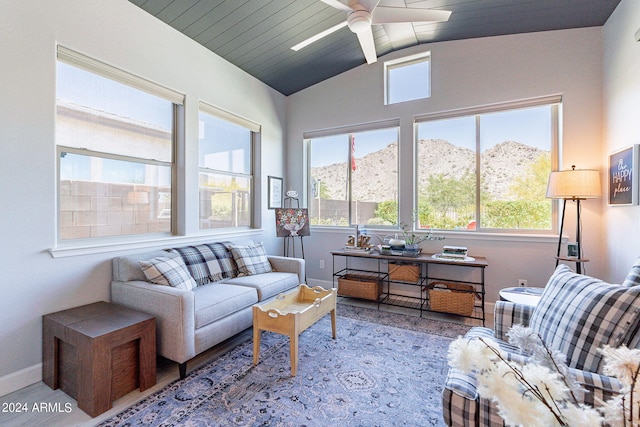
[310,139,547,202]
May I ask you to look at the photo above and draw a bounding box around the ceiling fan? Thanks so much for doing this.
[292,0,452,64]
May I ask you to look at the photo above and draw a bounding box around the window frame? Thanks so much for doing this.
[198,101,260,231]
[55,46,183,244]
[384,52,431,105]
[413,95,561,234]
[305,119,401,228]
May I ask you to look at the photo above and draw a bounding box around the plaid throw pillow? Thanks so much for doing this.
[139,252,197,291]
[170,242,238,286]
[529,264,640,373]
[229,242,273,276]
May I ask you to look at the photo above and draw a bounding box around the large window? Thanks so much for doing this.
[308,123,399,227]
[416,98,559,232]
[199,103,258,230]
[56,47,182,242]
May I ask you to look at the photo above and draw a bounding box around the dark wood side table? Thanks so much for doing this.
[42,301,156,417]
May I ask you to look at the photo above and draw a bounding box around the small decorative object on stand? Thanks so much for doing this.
[285,189,298,198]
[567,242,579,258]
[344,224,374,252]
[276,190,308,261]
[276,208,310,237]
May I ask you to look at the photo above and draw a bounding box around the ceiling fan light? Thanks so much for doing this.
[347,10,372,33]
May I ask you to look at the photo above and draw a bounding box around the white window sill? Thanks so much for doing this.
[49,229,264,258]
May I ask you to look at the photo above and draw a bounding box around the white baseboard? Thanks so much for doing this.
[0,363,42,397]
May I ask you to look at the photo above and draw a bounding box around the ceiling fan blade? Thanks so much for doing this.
[372,6,451,24]
[358,0,381,13]
[382,23,417,49]
[291,21,348,51]
[320,0,354,12]
[356,27,378,64]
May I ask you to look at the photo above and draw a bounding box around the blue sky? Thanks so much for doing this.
[310,127,398,168]
[418,105,552,151]
[311,105,552,167]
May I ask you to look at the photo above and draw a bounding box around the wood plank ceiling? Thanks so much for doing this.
[129,0,620,95]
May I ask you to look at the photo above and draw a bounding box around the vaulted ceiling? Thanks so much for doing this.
[129,0,620,95]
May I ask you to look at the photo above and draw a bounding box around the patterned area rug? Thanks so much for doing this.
[99,304,471,427]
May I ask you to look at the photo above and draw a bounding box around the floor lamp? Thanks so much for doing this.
[546,165,601,274]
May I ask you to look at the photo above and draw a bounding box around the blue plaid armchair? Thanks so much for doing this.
[442,262,640,426]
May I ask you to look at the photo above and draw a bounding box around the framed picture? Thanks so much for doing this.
[267,176,283,209]
[275,208,310,237]
[609,145,638,205]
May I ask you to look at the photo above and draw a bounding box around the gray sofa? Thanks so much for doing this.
[111,241,304,379]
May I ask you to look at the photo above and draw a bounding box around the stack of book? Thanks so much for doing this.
[438,246,468,260]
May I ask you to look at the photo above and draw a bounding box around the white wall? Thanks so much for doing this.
[603,0,640,281]
[287,28,606,299]
[0,0,286,394]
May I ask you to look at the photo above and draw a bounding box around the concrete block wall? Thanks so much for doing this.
[59,180,170,240]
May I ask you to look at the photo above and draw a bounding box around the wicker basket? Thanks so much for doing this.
[428,282,475,316]
[338,274,381,301]
[388,262,420,282]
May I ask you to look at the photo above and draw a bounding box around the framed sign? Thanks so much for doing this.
[609,145,638,205]
[267,176,283,209]
[275,208,310,237]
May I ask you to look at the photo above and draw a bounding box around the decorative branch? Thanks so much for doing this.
[446,326,640,426]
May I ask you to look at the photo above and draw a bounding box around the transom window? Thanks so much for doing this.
[198,103,258,230]
[56,47,182,242]
[307,123,399,227]
[385,52,430,105]
[415,97,560,232]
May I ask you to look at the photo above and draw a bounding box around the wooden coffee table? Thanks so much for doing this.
[253,285,337,376]
[42,301,156,417]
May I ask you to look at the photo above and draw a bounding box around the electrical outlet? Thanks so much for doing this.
[319,260,325,269]
[518,279,528,287]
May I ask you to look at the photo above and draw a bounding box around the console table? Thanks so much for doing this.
[331,250,487,325]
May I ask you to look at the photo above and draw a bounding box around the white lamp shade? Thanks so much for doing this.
[546,168,602,199]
